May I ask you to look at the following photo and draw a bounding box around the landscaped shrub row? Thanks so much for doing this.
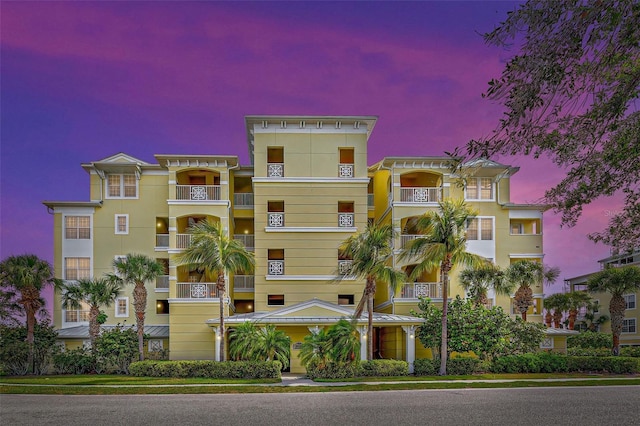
[490,353,640,374]
[414,357,481,376]
[128,360,282,379]
[568,347,640,357]
[306,360,408,379]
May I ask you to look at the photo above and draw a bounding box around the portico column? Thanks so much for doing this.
[402,325,416,374]
[359,325,367,361]
[214,326,222,362]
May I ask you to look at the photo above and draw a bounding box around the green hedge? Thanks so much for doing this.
[567,346,640,357]
[359,360,408,377]
[305,360,408,379]
[413,357,481,376]
[128,360,282,379]
[490,353,640,374]
[566,356,640,374]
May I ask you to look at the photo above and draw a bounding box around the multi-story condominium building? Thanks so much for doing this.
[565,251,640,346]
[44,115,548,372]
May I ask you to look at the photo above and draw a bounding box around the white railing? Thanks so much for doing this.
[400,187,442,203]
[338,213,354,227]
[234,234,255,251]
[268,163,284,177]
[175,282,220,299]
[156,275,169,290]
[156,234,169,248]
[338,260,353,275]
[234,275,255,291]
[400,234,420,248]
[176,185,221,201]
[367,194,374,207]
[176,234,192,249]
[65,309,90,322]
[268,213,284,227]
[268,260,284,275]
[234,193,254,207]
[399,282,442,298]
[339,163,354,178]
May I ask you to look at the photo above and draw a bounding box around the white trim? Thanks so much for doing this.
[624,294,636,310]
[168,298,223,303]
[509,253,545,259]
[622,318,637,334]
[464,177,495,201]
[167,201,228,206]
[115,214,129,234]
[265,227,358,233]
[253,177,369,184]
[115,297,129,317]
[105,173,139,199]
[265,275,356,281]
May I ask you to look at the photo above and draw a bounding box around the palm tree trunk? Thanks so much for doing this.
[24,303,36,375]
[439,259,451,376]
[610,295,626,356]
[218,272,226,362]
[133,281,147,361]
[568,309,577,330]
[367,292,374,361]
[89,305,101,351]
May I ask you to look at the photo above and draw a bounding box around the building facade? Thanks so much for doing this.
[44,115,548,372]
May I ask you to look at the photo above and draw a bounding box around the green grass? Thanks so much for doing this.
[0,375,279,386]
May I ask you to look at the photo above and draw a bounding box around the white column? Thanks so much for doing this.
[402,325,416,374]
[214,326,222,362]
[359,325,367,361]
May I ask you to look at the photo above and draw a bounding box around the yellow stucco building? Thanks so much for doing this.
[44,115,549,373]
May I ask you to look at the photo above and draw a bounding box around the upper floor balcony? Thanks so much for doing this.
[176,184,221,201]
[234,275,255,292]
[398,282,442,299]
[234,192,254,208]
[156,275,169,291]
[234,234,255,251]
[400,187,442,203]
[175,282,221,299]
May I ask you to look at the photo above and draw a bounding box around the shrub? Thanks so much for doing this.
[128,360,282,379]
[0,321,58,375]
[567,347,612,357]
[414,358,438,376]
[358,360,408,377]
[491,353,546,373]
[447,356,481,375]
[567,332,612,349]
[566,356,640,374]
[305,361,359,380]
[53,347,96,374]
[621,346,640,357]
[94,325,138,374]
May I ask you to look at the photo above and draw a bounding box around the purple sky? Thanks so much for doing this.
[1,1,618,303]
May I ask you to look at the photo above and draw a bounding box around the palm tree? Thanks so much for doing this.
[175,220,255,361]
[0,254,61,374]
[459,263,512,308]
[543,293,569,328]
[109,253,164,361]
[228,321,259,361]
[399,199,485,375]
[587,265,640,355]
[60,277,122,350]
[255,325,290,369]
[566,291,592,330]
[505,260,560,321]
[580,300,609,332]
[299,328,332,369]
[340,222,406,361]
[327,318,361,363]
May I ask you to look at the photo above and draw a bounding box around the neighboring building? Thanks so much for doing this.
[44,115,548,372]
[565,251,640,347]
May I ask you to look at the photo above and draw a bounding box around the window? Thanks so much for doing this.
[511,222,524,235]
[268,249,284,275]
[624,294,636,310]
[466,177,493,200]
[467,218,493,240]
[268,201,285,227]
[622,318,637,333]
[148,339,164,352]
[107,174,137,198]
[338,294,354,305]
[115,214,129,234]
[156,300,169,315]
[268,294,285,306]
[338,201,355,227]
[115,297,129,317]
[64,257,90,280]
[65,216,90,239]
[339,148,354,177]
[267,147,284,177]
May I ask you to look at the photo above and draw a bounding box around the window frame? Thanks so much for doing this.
[466,217,494,241]
[64,215,91,240]
[622,318,637,334]
[64,257,91,281]
[115,297,129,318]
[624,294,636,310]
[267,294,285,306]
[115,214,129,235]
[105,173,138,199]
[465,177,494,201]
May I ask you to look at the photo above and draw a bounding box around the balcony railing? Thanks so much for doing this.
[234,275,255,291]
[268,260,284,275]
[367,194,374,208]
[234,193,254,207]
[156,234,169,248]
[339,163,354,178]
[65,309,90,323]
[338,213,354,227]
[175,282,220,299]
[399,282,442,299]
[234,234,255,251]
[400,187,442,203]
[176,234,192,249]
[400,234,420,248]
[267,163,284,177]
[338,260,353,275]
[156,275,169,290]
[268,213,284,227]
[176,185,221,201]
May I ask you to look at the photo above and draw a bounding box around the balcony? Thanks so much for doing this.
[234,275,255,292]
[400,187,442,203]
[399,282,442,299]
[367,194,374,208]
[267,163,284,177]
[64,309,90,322]
[339,163,354,178]
[156,234,169,248]
[175,282,221,299]
[234,234,255,251]
[268,260,284,276]
[156,275,169,291]
[176,234,192,249]
[400,234,420,248]
[268,213,284,227]
[176,185,221,201]
[338,213,354,227]
[234,193,254,207]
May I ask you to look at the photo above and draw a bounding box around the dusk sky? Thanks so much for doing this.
[1,1,619,302]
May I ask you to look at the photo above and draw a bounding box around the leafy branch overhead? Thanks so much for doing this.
[458,0,640,252]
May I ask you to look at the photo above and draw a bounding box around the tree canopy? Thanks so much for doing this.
[455,0,640,253]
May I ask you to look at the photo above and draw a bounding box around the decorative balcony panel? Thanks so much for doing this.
[268,213,284,227]
[65,310,90,323]
[338,213,354,227]
[156,275,169,290]
[400,234,420,248]
[400,187,442,203]
[176,234,192,249]
[268,163,284,177]
[176,282,220,299]
[234,193,254,207]
[268,260,284,275]
[234,234,255,251]
[400,282,442,298]
[176,185,221,201]
[339,163,354,178]
[156,234,169,248]
[338,260,353,275]
[234,275,255,291]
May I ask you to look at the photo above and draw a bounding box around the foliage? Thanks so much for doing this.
[0,286,21,326]
[128,360,282,379]
[456,0,640,252]
[400,199,486,375]
[543,293,569,328]
[576,299,609,332]
[505,260,559,320]
[567,331,612,349]
[299,328,333,369]
[459,264,512,307]
[491,352,569,374]
[568,346,640,358]
[565,356,640,374]
[228,322,290,370]
[299,319,360,370]
[94,324,138,374]
[0,321,58,375]
[358,360,408,377]
[228,321,260,361]
[304,361,359,380]
[414,357,481,376]
[413,358,439,376]
[53,347,96,375]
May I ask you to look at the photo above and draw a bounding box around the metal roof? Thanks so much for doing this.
[56,325,169,339]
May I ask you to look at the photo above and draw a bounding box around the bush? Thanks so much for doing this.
[0,321,58,375]
[621,346,640,357]
[567,347,612,357]
[94,325,138,374]
[414,358,438,376]
[305,361,359,380]
[567,332,611,349]
[128,360,282,379]
[566,356,640,374]
[53,347,96,374]
[447,357,481,375]
[358,360,408,377]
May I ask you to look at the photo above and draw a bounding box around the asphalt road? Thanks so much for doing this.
[1,386,639,426]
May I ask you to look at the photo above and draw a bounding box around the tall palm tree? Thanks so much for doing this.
[505,260,560,321]
[0,254,61,374]
[228,321,259,361]
[109,253,164,361]
[543,292,569,328]
[255,325,291,369]
[60,277,122,350]
[566,290,592,330]
[588,265,640,355]
[299,327,332,369]
[459,263,512,308]
[399,199,485,375]
[340,222,406,361]
[327,318,360,363]
[175,220,254,361]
